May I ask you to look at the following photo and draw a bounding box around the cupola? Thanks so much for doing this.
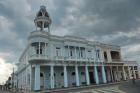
[34,5,51,32]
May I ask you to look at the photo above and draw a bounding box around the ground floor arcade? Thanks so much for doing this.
[32,64,138,91]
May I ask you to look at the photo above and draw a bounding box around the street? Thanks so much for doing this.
[119,79,140,93]
[68,85,125,93]
[0,79,140,93]
[0,90,11,93]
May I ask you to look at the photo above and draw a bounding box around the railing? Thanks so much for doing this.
[29,54,103,63]
[54,56,64,60]
[123,61,137,65]
[29,54,48,61]
[112,59,121,62]
[30,30,49,36]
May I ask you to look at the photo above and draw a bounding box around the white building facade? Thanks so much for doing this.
[15,6,139,91]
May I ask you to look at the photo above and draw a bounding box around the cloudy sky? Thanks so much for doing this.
[0,0,140,83]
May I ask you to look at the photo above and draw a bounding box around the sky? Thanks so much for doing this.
[0,0,140,84]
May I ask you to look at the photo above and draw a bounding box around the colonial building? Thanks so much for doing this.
[15,5,139,91]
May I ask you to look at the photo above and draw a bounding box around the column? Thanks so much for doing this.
[75,65,80,86]
[122,66,126,80]
[34,64,40,90]
[64,65,68,87]
[85,65,90,85]
[102,65,107,83]
[50,65,54,88]
[128,66,131,79]
[94,65,99,84]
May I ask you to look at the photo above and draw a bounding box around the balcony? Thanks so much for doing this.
[54,56,64,61]
[29,54,49,63]
[28,54,100,63]
[64,57,95,62]
[112,59,121,62]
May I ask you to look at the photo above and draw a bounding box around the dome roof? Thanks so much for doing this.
[34,5,51,31]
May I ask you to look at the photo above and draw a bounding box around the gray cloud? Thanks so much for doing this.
[0,0,140,64]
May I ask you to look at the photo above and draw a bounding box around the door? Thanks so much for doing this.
[40,73,44,89]
[89,72,95,84]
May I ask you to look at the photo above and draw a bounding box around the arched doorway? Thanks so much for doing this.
[40,72,44,89]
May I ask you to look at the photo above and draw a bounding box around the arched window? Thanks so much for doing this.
[61,72,64,76]
[81,72,85,75]
[72,72,75,76]
[40,73,43,77]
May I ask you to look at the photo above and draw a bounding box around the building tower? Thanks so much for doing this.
[34,5,51,32]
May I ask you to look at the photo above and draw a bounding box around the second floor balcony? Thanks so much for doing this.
[28,54,104,63]
[29,54,49,62]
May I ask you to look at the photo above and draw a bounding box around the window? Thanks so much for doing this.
[40,73,43,77]
[36,48,42,54]
[56,47,60,49]
[70,50,73,56]
[40,48,42,54]
[56,47,61,56]
[81,72,85,75]
[36,49,38,54]
[81,50,83,58]
[72,72,75,76]
[96,50,100,59]
[88,50,92,58]
[56,50,59,56]
[61,72,64,76]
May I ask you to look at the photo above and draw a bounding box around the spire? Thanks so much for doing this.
[34,5,51,32]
